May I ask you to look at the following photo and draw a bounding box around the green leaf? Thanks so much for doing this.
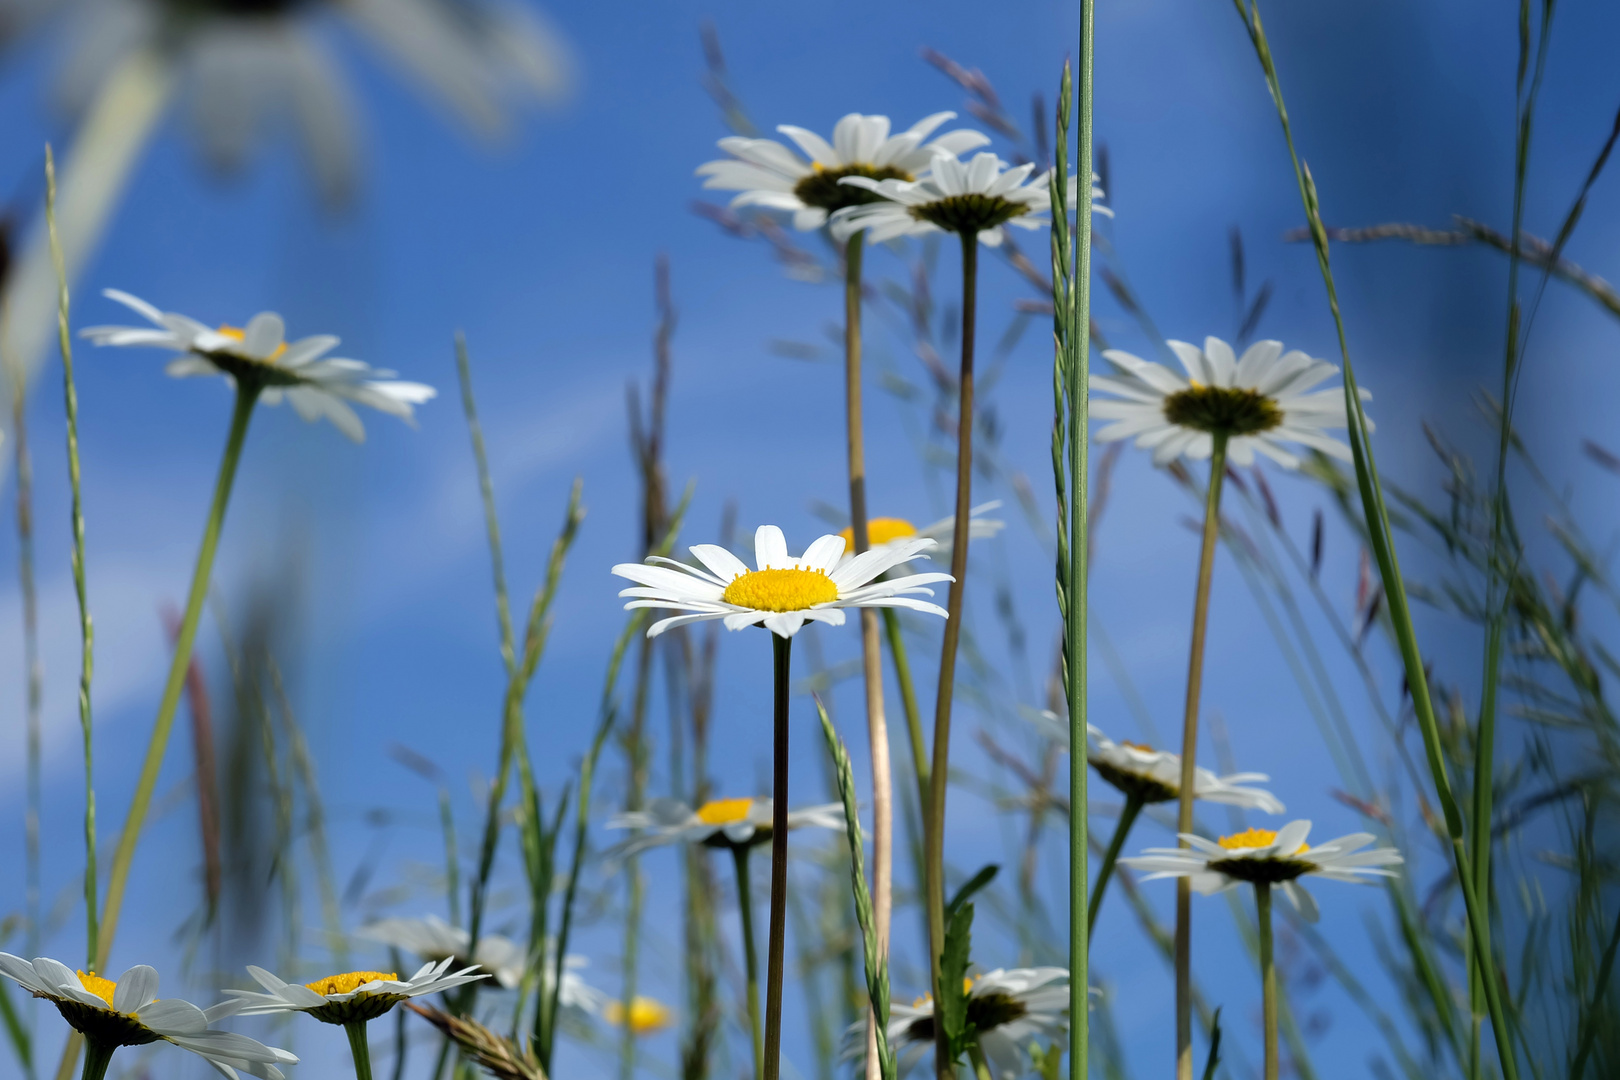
[945,865,999,926]
[938,902,975,1061]
[1200,1007,1222,1080]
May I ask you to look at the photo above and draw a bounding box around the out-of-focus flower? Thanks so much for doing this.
[1089,337,1370,469]
[1034,717,1285,813]
[0,954,297,1080]
[836,501,1003,567]
[612,524,951,639]
[604,796,843,858]
[359,916,525,990]
[81,289,435,441]
[224,959,485,1023]
[601,996,675,1037]
[829,152,1109,247]
[697,112,989,231]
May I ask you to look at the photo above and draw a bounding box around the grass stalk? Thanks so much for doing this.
[47,146,99,972]
[731,844,765,1080]
[926,228,979,1078]
[762,632,792,1080]
[880,608,929,810]
[7,339,43,1002]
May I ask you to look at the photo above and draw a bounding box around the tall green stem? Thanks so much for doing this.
[731,844,764,1080]
[1087,795,1141,941]
[77,1040,113,1080]
[763,633,792,1080]
[96,379,258,973]
[345,1021,375,1080]
[881,608,929,811]
[1257,883,1277,1080]
[1174,430,1229,1080]
[927,230,978,1079]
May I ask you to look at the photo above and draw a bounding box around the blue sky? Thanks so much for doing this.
[1,0,1618,1077]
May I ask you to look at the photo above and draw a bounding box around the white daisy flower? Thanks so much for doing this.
[1089,336,1371,469]
[81,289,436,442]
[605,796,844,858]
[696,112,990,231]
[223,958,486,1024]
[836,501,1004,567]
[843,968,1070,1080]
[1034,716,1284,813]
[358,916,525,990]
[1119,821,1403,923]
[611,524,952,640]
[828,151,1110,248]
[0,954,297,1080]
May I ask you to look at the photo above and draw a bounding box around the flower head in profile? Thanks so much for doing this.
[844,968,1070,1080]
[1090,337,1369,468]
[829,151,1110,247]
[81,289,436,441]
[697,112,990,230]
[1120,820,1402,922]
[605,796,843,858]
[612,524,952,639]
[359,916,525,989]
[602,996,676,1037]
[224,958,485,1024]
[0,954,297,1079]
[836,501,1004,568]
[1034,719,1284,813]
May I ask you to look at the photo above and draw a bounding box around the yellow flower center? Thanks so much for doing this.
[1218,828,1307,854]
[720,568,839,612]
[837,517,919,549]
[306,971,397,996]
[604,997,674,1035]
[76,972,117,1009]
[1120,740,1154,753]
[216,325,287,362]
[695,798,755,826]
[908,977,975,1009]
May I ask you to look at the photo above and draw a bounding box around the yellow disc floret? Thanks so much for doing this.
[306,971,397,997]
[838,517,919,549]
[1218,828,1307,854]
[216,325,288,362]
[1120,740,1154,753]
[604,996,675,1035]
[696,798,755,826]
[721,568,839,612]
[76,972,118,1009]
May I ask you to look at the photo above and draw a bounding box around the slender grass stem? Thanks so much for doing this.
[345,1022,375,1080]
[1087,795,1142,941]
[880,609,929,809]
[8,357,43,1001]
[1257,883,1276,1080]
[927,230,978,1079]
[731,844,764,1080]
[842,229,892,1080]
[1174,430,1229,1080]
[763,633,792,1080]
[47,147,99,971]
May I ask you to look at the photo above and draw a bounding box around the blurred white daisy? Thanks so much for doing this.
[612,524,952,639]
[0,954,297,1080]
[1034,717,1284,813]
[696,112,990,231]
[358,916,525,990]
[1090,337,1371,469]
[836,501,1004,567]
[844,968,1070,1080]
[828,151,1110,247]
[224,958,486,1024]
[1120,821,1403,922]
[605,796,844,858]
[81,289,436,441]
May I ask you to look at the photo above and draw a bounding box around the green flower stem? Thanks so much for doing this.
[880,608,929,811]
[731,844,764,1080]
[844,228,893,1080]
[96,378,259,975]
[346,1021,375,1080]
[967,1044,994,1080]
[1257,883,1277,1080]
[1174,429,1229,1080]
[762,633,792,1080]
[927,229,980,1079]
[77,1040,113,1080]
[1087,794,1143,941]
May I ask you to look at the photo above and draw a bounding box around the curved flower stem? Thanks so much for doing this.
[1087,794,1143,941]
[881,608,929,809]
[1257,883,1277,1080]
[967,1043,994,1080]
[77,1040,113,1080]
[346,1021,376,1080]
[1174,430,1229,1080]
[762,632,792,1080]
[843,230,893,1080]
[731,844,764,1080]
[927,229,978,1079]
